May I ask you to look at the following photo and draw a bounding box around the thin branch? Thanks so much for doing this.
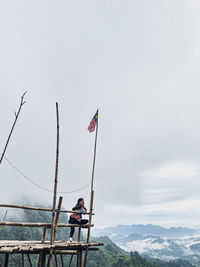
[0,92,27,165]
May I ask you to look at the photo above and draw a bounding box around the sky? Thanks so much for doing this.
[0,0,200,228]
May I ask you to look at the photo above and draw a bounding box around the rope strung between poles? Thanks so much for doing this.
[4,156,91,194]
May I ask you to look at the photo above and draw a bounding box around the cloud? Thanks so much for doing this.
[0,0,200,228]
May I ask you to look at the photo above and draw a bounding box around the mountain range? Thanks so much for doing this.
[92,224,200,266]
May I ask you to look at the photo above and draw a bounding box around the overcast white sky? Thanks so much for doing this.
[1,1,200,228]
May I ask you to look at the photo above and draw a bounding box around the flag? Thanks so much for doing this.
[88,110,98,132]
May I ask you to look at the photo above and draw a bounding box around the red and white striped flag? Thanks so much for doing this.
[88,110,98,132]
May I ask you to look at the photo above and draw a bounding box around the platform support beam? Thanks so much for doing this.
[54,252,60,267]
[69,254,73,267]
[4,253,9,267]
[41,252,46,267]
[60,254,64,267]
[27,254,33,267]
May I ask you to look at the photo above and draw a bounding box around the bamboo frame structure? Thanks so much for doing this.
[0,103,102,266]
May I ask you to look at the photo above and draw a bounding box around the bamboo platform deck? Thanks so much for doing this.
[0,240,103,254]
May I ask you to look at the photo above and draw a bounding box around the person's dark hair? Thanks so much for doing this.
[77,198,84,204]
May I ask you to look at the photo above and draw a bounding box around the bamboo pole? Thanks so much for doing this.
[48,103,60,267]
[38,227,47,266]
[54,252,60,267]
[27,254,33,267]
[60,254,64,267]
[47,254,52,267]
[50,102,60,245]
[42,227,47,242]
[0,204,52,212]
[54,196,63,240]
[41,253,46,267]
[69,255,73,267]
[0,92,27,165]
[80,250,83,267]
[0,210,8,232]
[22,253,25,267]
[0,203,93,215]
[76,252,80,267]
[0,222,94,228]
[77,227,81,242]
[4,253,9,267]
[84,111,99,267]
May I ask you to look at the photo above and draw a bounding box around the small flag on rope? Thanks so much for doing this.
[88,110,98,132]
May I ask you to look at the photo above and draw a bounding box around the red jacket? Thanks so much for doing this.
[70,204,87,222]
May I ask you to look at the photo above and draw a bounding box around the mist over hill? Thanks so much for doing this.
[92,224,200,266]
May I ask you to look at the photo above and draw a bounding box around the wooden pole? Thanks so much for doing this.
[54,252,60,267]
[22,253,25,267]
[27,254,33,267]
[60,254,64,267]
[42,227,47,242]
[0,203,93,215]
[4,253,9,267]
[38,227,47,266]
[80,250,83,267]
[0,92,27,165]
[54,196,63,240]
[0,210,8,232]
[84,111,99,267]
[47,254,52,267]
[0,221,94,228]
[41,253,46,267]
[77,227,81,242]
[69,255,73,267]
[76,252,80,267]
[49,102,60,267]
[50,102,60,245]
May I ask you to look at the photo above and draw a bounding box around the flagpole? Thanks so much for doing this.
[90,111,98,195]
[84,110,99,267]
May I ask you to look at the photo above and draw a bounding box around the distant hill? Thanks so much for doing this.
[93,224,197,238]
[92,224,200,266]
[88,236,194,267]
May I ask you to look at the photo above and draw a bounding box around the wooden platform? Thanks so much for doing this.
[0,240,103,254]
